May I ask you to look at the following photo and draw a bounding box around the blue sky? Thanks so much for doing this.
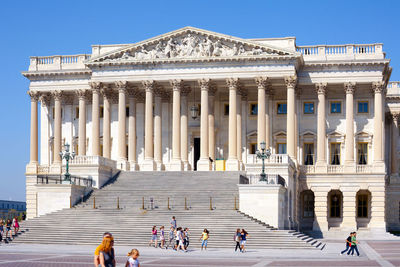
[0,0,398,201]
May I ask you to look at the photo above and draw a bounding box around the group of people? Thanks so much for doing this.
[340,232,360,256]
[0,217,20,242]
[234,229,249,253]
[94,232,140,267]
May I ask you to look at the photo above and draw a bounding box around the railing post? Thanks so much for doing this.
[209,197,212,210]
[234,196,237,210]
[117,197,120,210]
[167,197,170,210]
[93,196,96,209]
[142,197,144,210]
[81,194,84,203]
[185,197,187,210]
[70,196,72,208]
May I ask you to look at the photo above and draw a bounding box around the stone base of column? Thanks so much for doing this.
[183,161,191,171]
[156,162,164,171]
[344,161,356,173]
[129,161,139,171]
[197,158,211,171]
[226,158,240,171]
[26,162,38,174]
[117,159,129,171]
[141,159,156,171]
[340,220,357,231]
[169,159,183,171]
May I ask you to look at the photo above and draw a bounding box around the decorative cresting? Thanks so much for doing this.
[90,27,293,65]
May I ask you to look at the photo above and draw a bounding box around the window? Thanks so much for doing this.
[330,194,341,218]
[75,107,79,119]
[304,143,314,165]
[100,106,104,118]
[303,192,314,218]
[277,143,287,154]
[126,145,129,159]
[100,144,103,157]
[304,102,314,114]
[357,143,368,165]
[357,195,368,218]
[358,101,368,113]
[331,102,341,113]
[277,103,287,114]
[250,143,257,154]
[126,106,129,117]
[224,104,229,116]
[330,143,341,165]
[249,103,258,115]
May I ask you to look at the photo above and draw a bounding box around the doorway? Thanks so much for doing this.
[194,138,200,171]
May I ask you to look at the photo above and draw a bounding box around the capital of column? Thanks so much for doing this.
[89,81,102,90]
[372,81,386,94]
[181,85,192,97]
[315,83,327,95]
[198,78,211,91]
[28,90,39,102]
[284,75,297,88]
[127,86,139,99]
[142,80,156,92]
[100,84,113,100]
[39,93,50,107]
[344,82,356,94]
[255,76,269,89]
[154,85,164,98]
[226,77,240,90]
[170,79,184,92]
[51,90,63,101]
[76,89,88,100]
[115,81,128,93]
[392,112,400,124]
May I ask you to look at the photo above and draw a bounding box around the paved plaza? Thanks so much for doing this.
[0,240,399,266]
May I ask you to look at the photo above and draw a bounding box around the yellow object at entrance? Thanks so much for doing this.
[215,160,226,171]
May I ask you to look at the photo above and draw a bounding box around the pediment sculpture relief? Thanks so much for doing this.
[110,33,277,62]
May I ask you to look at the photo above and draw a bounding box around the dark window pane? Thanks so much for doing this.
[277,103,287,114]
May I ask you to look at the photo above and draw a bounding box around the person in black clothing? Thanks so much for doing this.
[340,232,353,255]
[234,228,241,252]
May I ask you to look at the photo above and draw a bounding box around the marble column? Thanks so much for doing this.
[197,79,211,171]
[90,82,101,156]
[237,87,246,169]
[77,89,87,156]
[115,81,128,169]
[52,90,62,164]
[295,89,301,160]
[226,78,240,171]
[265,88,271,150]
[181,87,191,170]
[373,82,385,165]
[209,85,217,166]
[344,83,356,168]
[391,113,399,175]
[128,88,138,171]
[315,83,327,167]
[154,86,163,170]
[28,91,39,167]
[142,80,156,170]
[255,77,267,148]
[285,76,297,160]
[101,86,112,159]
[170,80,183,170]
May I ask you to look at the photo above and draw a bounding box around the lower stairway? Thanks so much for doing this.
[14,171,324,249]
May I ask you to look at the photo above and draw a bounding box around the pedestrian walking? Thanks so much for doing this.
[94,232,113,267]
[240,229,249,253]
[125,248,140,267]
[347,232,360,256]
[200,228,209,251]
[0,220,4,242]
[98,236,116,267]
[149,226,158,248]
[159,226,165,249]
[170,216,177,230]
[176,227,187,252]
[340,232,353,255]
[12,216,20,236]
[183,228,190,249]
[234,228,241,252]
[5,219,12,240]
[166,226,175,249]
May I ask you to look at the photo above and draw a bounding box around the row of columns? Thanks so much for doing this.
[27,79,396,172]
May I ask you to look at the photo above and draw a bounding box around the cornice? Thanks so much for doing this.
[302,59,390,68]
[22,69,91,78]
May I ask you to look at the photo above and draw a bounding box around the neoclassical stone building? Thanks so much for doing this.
[23,27,400,233]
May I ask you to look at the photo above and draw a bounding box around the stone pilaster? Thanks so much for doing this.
[27,90,39,174]
[76,89,87,156]
[312,188,329,232]
[101,85,112,159]
[285,76,297,160]
[344,83,356,171]
[315,83,327,170]
[154,86,163,170]
[52,90,62,165]
[90,82,101,156]
[170,80,183,171]
[391,113,400,175]
[181,86,191,170]
[197,79,211,171]
[142,80,156,170]
[208,85,217,166]
[226,78,240,171]
[373,82,385,166]
[341,188,358,230]
[255,77,267,148]
[369,186,386,230]
[128,87,139,171]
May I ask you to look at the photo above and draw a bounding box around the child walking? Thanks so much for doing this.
[200,229,209,251]
[149,226,158,248]
[166,226,175,249]
[126,249,140,267]
[159,226,165,249]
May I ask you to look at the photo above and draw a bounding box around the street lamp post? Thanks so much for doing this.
[255,141,271,182]
[59,143,75,183]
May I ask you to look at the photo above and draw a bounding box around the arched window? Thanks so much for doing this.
[302,191,315,218]
[357,194,368,218]
[330,193,341,218]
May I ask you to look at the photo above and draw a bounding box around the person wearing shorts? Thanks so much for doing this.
[149,226,158,248]
[240,229,249,253]
[5,219,12,240]
[0,220,4,242]
[159,226,165,248]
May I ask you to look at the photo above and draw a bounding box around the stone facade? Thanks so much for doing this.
[23,27,400,233]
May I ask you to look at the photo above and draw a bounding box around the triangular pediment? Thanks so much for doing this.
[88,26,298,65]
[327,130,344,137]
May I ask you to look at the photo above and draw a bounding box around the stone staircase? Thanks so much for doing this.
[14,171,323,249]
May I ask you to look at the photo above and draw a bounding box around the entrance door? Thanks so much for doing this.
[194,138,200,171]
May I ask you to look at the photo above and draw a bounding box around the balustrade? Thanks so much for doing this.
[297,43,383,60]
[29,54,91,71]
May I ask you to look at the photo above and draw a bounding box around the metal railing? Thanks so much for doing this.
[36,175,93,187]
[239,174,286,186]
